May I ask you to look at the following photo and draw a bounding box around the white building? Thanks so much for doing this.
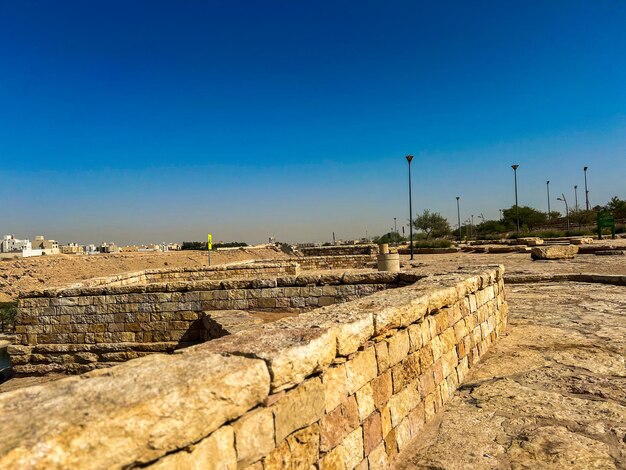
[1,235,32,253]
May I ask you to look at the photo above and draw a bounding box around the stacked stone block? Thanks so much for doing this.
[0,265,507,469]
[10,272,411,375]
[299,245,379,257]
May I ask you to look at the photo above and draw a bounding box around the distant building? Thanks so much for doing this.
[98,243,120,253]
[1,235,32,253]
[84,244,98,255]
[31,236,60,254]
[61,243,84,255]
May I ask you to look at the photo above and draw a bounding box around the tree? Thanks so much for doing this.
[476,220,506,236]
[374,232,405,244]
[570,209,595,230]
[413,210,451,239]
[502,206,547,231]
[606,196,626,218]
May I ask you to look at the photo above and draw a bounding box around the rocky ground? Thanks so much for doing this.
[0,247,289,302]
[394,281,626,470]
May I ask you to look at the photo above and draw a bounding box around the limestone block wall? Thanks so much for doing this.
[10,272,412,375]
[0,266,508,469]
[299,245,379,257]
[74,262,299,288]
[291,255,376,270]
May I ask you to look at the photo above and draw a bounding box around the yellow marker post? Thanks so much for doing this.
[207,233,213,266]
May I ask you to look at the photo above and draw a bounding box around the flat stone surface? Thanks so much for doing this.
[197,326,336,392]
[394,282,626,469]
[0,350,269,469]
[531,244,579,260]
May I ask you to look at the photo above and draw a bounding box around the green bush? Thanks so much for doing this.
[0,302,17,332]
[410,239,453,249]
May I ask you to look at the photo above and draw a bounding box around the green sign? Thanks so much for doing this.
[597,211,616,240]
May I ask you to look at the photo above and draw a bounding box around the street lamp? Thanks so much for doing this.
[557,194,570,231]
[456,196,462,242]
[471,214,474,240]
[406,155,414,260]
[394,217,397,234]
[511,164,520,233]
[499,209,503,221]
[574,185,578,211]
[584,166,590,210]
[546,181,551,219]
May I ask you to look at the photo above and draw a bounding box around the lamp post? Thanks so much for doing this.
[574,185,578,211]
[511,164,520,233]
[394,217,397,234]
[499,209,503,221]
[584,166,590,210]
[557,194,570,231]
[546,181,551,219]
[471,214,474,240]
[456,196,461,242]
[406,155,414,260]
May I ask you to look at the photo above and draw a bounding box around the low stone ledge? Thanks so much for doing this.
[0,351,270,469]
[505,273,626,286]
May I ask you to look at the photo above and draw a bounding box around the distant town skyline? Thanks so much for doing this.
[1,2,625,245]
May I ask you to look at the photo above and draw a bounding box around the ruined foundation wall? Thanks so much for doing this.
[75,262,299,288]
[288,255,376,270]
[0,266,507,469]
[299,245,379,257]
[10,272,407,375]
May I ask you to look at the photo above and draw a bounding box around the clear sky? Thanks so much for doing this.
[1,1,625,245]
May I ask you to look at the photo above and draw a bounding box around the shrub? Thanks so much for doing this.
[0,302,17,332]
[409,239,453,249]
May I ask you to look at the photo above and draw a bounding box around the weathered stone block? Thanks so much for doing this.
[273,378,325,443]
[345,347,378,394]
[355,383,375,421]
[320,395,359,452]
[149,426,236,470]
[0,352,269,469]
[233,408,275,468]
[363,411,382,456]
[387,329,410,367]
[322,364,349,413]
[531,245,578,260]
[391,352,420,393]
[264,424,319,470]
[371,370,392,410]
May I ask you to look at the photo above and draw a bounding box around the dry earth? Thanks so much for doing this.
[0,247,289,302]
[394,282,626,470]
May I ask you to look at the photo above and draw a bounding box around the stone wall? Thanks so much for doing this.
[10,271,414,375]
[74,262,299,288]
[287,255,376,270]
[299,245,379,257]
[0,266,508,469]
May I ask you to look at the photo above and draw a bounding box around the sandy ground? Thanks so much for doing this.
[394,282,626,470]
[0,247,289,302]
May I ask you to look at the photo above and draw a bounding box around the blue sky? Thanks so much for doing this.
[1,1,625,244]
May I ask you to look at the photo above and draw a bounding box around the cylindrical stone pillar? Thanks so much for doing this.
[378,243,389,254]
[377,253,400,272]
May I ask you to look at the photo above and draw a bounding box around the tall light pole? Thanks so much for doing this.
[499,209,503,221]
[471,214,474,240]
[511,164,520,233]
[456,196,461,242]
[406,155,414,260]
[574,185,579,211]
[557,194,570,231]
[394,217,397,234]
[546,181,551,219]
[584,166,590,210]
